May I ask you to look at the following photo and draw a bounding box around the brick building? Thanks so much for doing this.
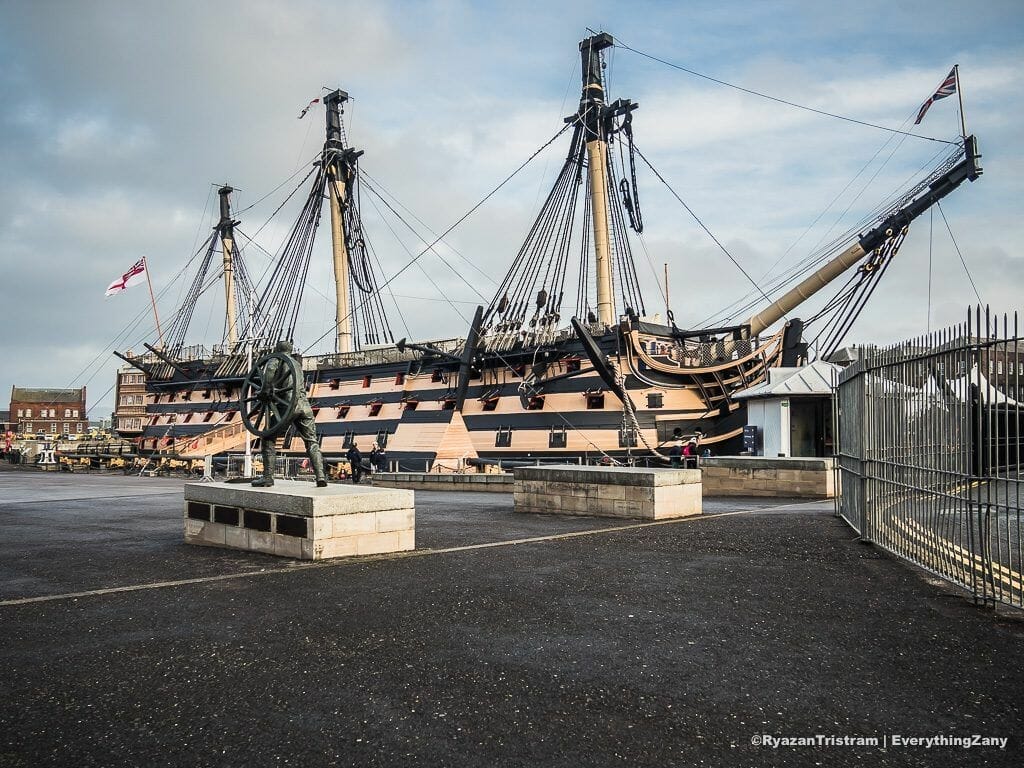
[10,387,88,436]
[114,366,148,438]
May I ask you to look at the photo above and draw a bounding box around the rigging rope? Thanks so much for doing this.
[300,123,573,353]
[614,40,958,145]
[631,142,775,309]
[937,201,983,306]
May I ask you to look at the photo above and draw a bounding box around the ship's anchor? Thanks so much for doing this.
[240,352,301,438]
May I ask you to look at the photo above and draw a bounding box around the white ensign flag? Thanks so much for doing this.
[105,257,147,296]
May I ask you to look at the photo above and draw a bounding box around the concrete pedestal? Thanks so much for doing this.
[513,465,702,520]
[183,480,415,560]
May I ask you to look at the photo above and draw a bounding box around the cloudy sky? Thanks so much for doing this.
[1,0,1021,418]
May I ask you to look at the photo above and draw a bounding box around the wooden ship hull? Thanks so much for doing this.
[121,33,982,471]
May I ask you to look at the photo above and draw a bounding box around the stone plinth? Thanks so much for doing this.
[513,465,701,520]
[183,480,415,560]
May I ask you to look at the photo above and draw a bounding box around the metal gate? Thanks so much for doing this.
[837,307,1022,608]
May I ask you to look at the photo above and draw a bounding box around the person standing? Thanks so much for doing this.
[369,442,387,474]
[668,439,683,468]
[683,437,699,468]
[346,442,364,484]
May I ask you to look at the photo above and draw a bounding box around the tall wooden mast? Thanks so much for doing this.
[324,89,354,353]
[217,185,239,345]
[580,33,616,327]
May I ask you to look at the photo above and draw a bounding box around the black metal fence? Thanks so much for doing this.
[837,307,1022,609]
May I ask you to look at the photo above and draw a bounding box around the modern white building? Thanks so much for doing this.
[733,361,841,457]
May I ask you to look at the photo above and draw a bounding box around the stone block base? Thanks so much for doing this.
[700,457,836,498]
[513,465,701,520]
[183,480,415,560]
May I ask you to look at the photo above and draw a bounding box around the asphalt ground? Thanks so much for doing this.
[1,467,1022,767]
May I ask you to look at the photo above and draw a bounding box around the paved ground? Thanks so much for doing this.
[1,466,1021,767]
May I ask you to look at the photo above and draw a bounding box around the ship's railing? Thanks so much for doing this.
[482,324,590,353]
[638,335,764,368]
[313,338,466,369]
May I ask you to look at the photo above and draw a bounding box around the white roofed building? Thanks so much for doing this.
[733,361,841,457]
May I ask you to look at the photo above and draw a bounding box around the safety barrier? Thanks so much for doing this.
[837,307,1022,609]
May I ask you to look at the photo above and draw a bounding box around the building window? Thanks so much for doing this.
[647,392,664,408]
[50,423,57,433]
[17,409,23,417]
[618,427,637,448]
[495,426,512,447]
[25,409,31,417]
[549,426,567,448]
[64,409,71,418]
[586,392,605,409]
[63,424,70,434]
[25,423,32,432]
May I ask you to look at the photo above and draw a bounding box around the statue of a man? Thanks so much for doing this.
[251,340,327,488]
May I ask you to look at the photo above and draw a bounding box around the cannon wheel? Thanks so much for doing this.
[240,352,301,439]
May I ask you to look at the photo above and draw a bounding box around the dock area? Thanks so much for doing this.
[1,468,1021,766]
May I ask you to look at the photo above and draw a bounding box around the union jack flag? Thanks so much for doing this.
[914,68,957,125]
[105,257,147,296]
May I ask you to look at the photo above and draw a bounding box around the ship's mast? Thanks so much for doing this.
[217,185,239,345]
[324,89,353,353]
[580,33,616,327]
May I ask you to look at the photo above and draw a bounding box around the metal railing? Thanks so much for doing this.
[837,307,1022,609]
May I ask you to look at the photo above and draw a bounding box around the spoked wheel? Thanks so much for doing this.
[240,352,301,439]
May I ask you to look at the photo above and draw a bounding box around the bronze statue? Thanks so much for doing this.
[240,340,327,487]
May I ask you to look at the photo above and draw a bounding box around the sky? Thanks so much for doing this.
[1,0,1022,418]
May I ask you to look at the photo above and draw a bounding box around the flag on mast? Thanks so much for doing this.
[105,257,147,296]
[298,97,321,119]
[914,68,957,125]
